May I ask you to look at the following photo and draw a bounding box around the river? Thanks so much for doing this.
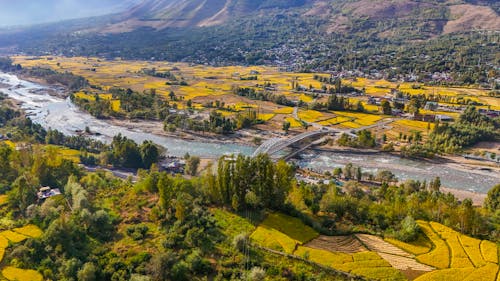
[1,72,498,193]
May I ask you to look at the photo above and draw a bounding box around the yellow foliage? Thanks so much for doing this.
[1,267,43,281]
[352,251,383,261]
[12,225,43,238]
[395,119,434,130]
[110,100,121,112]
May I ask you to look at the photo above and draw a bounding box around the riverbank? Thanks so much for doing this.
[441,187,487,206]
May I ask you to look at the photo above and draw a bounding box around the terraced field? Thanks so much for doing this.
[412,221,500,281]
[251,215,500,281]
[0,224,44,281]
[305,235,366,253]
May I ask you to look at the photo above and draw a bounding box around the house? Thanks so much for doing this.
[435,114,454,122]
[37,187,62,201]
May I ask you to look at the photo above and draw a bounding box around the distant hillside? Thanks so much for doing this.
[0,0,498,82]
[102,0,500,36]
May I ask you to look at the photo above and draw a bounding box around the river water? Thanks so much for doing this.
[1,72,498,193]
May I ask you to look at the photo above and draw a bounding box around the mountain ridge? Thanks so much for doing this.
[102,0,500,36]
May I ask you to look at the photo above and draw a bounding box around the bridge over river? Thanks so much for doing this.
[252,119,394,158]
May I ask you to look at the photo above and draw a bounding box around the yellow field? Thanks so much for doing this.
[1,267,43,281]
[298,110,323,123]
[413,221,500,281]
[11,55,498,136]
[415,221,450,269]
[274,107,294,114]
[0,230,27,243]
[258,113,275,121]
[250,226,298,253]
[260,213,318,244]
[285,117,303,128]
[12,225,43,238]
[385,236,432,256]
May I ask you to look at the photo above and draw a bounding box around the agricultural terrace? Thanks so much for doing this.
[251,215,500,281]
[406,221,500,281]
[12,56,497,138]
[0,224,44,281]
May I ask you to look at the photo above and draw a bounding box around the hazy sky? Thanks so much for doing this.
[0,0,140,27]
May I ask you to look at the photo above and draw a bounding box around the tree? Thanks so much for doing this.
[186,156,200,176]
[381,100,392,115]
[77,262,96,281]
[397,216,419,242]
[429,177,441,192]
[282,121,291,134]
[485,184,500,213]
[140,141,159,169]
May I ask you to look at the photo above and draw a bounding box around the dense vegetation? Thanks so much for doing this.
[401,106,500,157]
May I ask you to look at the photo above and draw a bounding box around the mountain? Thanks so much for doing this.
[101,0,500,36]
[0,0,498,82]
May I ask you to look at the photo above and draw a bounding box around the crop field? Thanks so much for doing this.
[0,225,43,280]
[385,235,432,256]
[1,267,43,281]
[12,56,499,136]
[260,213,318,244]
[305,235,366,253]
[411,221,500,281]
[251,215,500,281]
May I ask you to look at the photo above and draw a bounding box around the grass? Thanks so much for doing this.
[260,213,318,244]
[211,209,255,238]
[415,221,450,269]
[0,230,28,243]
[385,235,432,255]
[12,225,43,238]
[1,267,43,281]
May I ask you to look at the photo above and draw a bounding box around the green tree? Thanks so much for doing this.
[485,184,500,213]
[140,141,159,169]
[186,156,200,176]
[282,121,291,134]
[381,100,392,115]
[77,262,96,281]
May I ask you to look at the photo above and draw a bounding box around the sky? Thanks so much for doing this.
[0,0,140,27]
